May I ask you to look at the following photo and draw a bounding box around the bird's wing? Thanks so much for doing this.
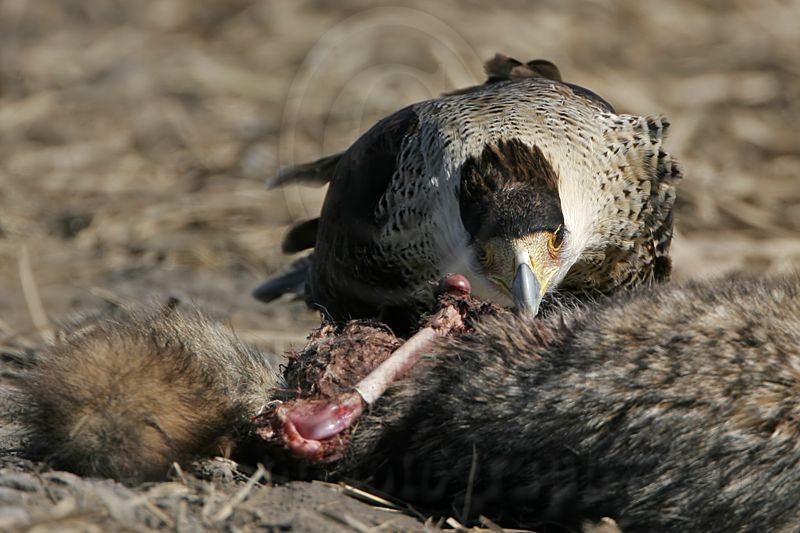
[301,105,433,320]
[273,103,413,252]
[254,106,421,313]
[317,105,420,227]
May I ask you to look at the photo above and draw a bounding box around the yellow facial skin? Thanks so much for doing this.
[479,229,563,303]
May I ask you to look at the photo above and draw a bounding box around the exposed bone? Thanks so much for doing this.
[355,304,462,405]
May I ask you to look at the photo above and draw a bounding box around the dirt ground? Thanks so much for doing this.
[1,0,798,531]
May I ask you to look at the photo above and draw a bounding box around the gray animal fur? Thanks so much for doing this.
[337,274,800,532]
[9,275,800,531]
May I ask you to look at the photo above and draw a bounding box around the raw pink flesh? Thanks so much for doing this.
[262,273,472,460]
[287,392,364,441]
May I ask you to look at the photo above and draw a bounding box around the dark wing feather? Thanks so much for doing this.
[252,254,312,303]
[445,53,615,112]
[282,218,319,253]
[254,106,420,315]
[309,105,423,320]
[266,152,343,189]
[485,55,562,82]
[444,54,562,96]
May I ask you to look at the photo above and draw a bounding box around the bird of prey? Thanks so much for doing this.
[255,54,682,324]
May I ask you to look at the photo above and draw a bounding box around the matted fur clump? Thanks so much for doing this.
[282,321,403,399]
[14,304,280,484]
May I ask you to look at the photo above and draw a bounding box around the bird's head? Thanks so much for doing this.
[476,223,566,316]
[460,139,573,316]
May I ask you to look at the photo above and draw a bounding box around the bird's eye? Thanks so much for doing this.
[548,226,564,255]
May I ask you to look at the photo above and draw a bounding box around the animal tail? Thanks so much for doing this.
[9,303,280,484]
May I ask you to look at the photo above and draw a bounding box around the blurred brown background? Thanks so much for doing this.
[1,0,799,352]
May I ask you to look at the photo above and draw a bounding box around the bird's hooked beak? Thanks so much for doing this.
[475,232,562,316]
[511,247,543,316]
